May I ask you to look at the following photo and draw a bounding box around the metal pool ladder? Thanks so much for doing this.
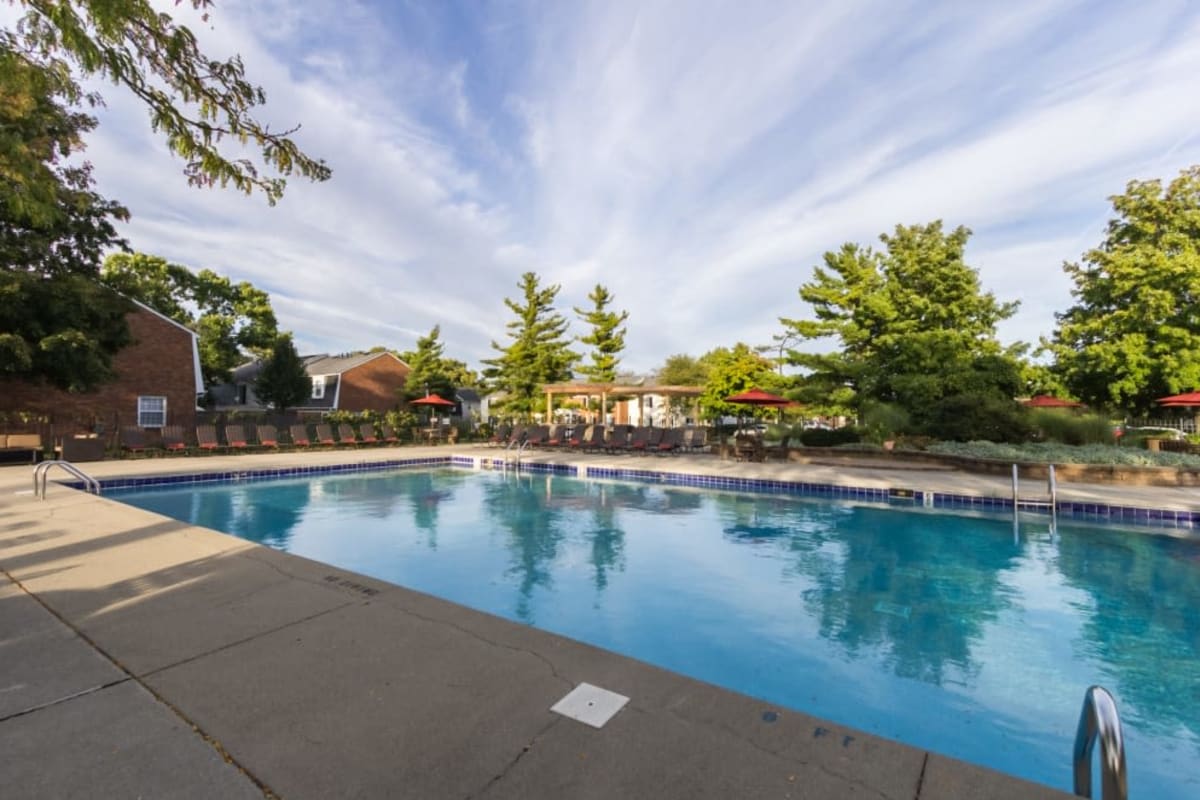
[1074,685,1127,799]
[33,460,101,499]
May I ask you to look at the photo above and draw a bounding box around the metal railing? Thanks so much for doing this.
[33,460,101,499]
[1074,685,1127,799]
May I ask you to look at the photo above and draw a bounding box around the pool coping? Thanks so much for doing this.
[83,450,1200,532]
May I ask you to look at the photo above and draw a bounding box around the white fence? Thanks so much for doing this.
[1126,417,1198,433]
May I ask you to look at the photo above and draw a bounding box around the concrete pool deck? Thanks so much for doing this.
[4,444,1174,798]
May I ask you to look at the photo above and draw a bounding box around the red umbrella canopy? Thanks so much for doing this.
[1021,395,1084,408]
[410,393,456,407]
[724,388,790,406]
[1157,391,1200,406]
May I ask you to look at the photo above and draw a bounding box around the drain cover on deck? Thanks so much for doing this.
[551,682,629,728]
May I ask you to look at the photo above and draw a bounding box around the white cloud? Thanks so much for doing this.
[36,0,1200,373]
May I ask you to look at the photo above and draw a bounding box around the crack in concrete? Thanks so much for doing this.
[140,601,356,679]
[390,603,575,691]
[464,716,561,799]
[913,752,929,799]
[0,677,131,724]
[0,565,280,800]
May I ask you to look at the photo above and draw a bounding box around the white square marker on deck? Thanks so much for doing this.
[551,682,629,728]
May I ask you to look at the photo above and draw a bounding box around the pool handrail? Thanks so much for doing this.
[1073,685,1126,800]
[33,459,101,499]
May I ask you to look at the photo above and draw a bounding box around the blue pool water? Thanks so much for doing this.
[111,468,1200,798]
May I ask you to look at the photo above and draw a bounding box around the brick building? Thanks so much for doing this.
[0,300,204,438]
[211,351,411,414]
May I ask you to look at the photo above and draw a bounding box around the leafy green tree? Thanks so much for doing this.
[441,358,480,391]
[401,325,455,401]
[1046,166,1200,414]
[656,353,710,417]
[100,252,279,386]
[6,0,329,206]
[0,47,132,390]
[483,272,579,418]
[254,335,309,413]
[696,343,777,421]
[574,284,629,383]
[782,221,1023,431]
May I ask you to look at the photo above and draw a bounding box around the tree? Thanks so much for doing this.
[401,325,455,401]
[696,344,777,421]
[100,252,279,386]
[254,335,309,413]
[574,284,629,383]
[483,272,579,418]
[656,353,710,418]
[6,0,329,206]
[0,47,132,390]
[1046,166,1200,414]
[781,222,1022,430]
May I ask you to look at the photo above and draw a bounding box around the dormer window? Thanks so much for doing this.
[311,376,326,399]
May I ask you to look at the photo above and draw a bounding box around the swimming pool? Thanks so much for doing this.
[111,467,1200,798]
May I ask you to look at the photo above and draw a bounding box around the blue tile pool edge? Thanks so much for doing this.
[68,456,1199,532]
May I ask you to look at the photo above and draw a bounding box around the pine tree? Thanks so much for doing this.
[254,336,309,414]
[401,325,455,401]
[573,284,629,384]
[483,272,579,417]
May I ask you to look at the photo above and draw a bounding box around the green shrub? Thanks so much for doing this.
[1030,410,1113,445]
[861,402,910,443]
[927,440,1200,467]
[924,393,1032,443]
[799,427,861,447]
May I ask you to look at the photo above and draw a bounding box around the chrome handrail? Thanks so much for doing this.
[1048,464,1058,538]
[1074,685,1127,800]
[33,460,101,499]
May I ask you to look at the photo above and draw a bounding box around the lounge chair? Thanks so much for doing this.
[120,426,149,456]
[358,423,378,445]
[161,425,188,453]
[289,424,312,447]
[605,425,631,453]
[257,425,280,448]
[488,425,511,447]
[684,427,708,453]
[545,424,566,448]
[524,425,548,448]
[337,423,359,446]
[224,424,250,450]
[656,427,684,455]
[624,426,649,453]
[582,425,608,452]
[314,423,336,446]
[379,424,400,444]
[566,425,591,450]
[196,425,221,452]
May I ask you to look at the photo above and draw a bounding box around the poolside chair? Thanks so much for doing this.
[289,424,312,448]
[656,427,684,455]
[545,424,566,448]
[257,424,280,448]
[604,425,631,453]
[120,426,149,456]
[582,425,608,452]
[337,423,359,446]
[196,425,221,452]
[314,423,336,446]
[488,424,511,447]
[358,423,378,445]
[567,425,592,450]
[686,427,709,454]
[224,424,250,450]
[523,425,547,449]
[161,425,188,453]
[623,426,649,454]
[379,423,400,444]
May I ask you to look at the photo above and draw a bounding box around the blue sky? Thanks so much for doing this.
[48,0,1200,371]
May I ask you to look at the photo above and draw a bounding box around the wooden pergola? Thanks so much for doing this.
[540,383,703,422]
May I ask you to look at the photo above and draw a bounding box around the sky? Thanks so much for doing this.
[32,0,1200,372]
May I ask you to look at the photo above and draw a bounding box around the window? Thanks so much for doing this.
[311,376,326,399]
[137,396,167,428]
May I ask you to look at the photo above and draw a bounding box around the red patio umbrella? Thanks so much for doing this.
[1021,395,1084,408]
[724,388,791,406]
[1156,391,1200,406]
[410,393,456,408]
